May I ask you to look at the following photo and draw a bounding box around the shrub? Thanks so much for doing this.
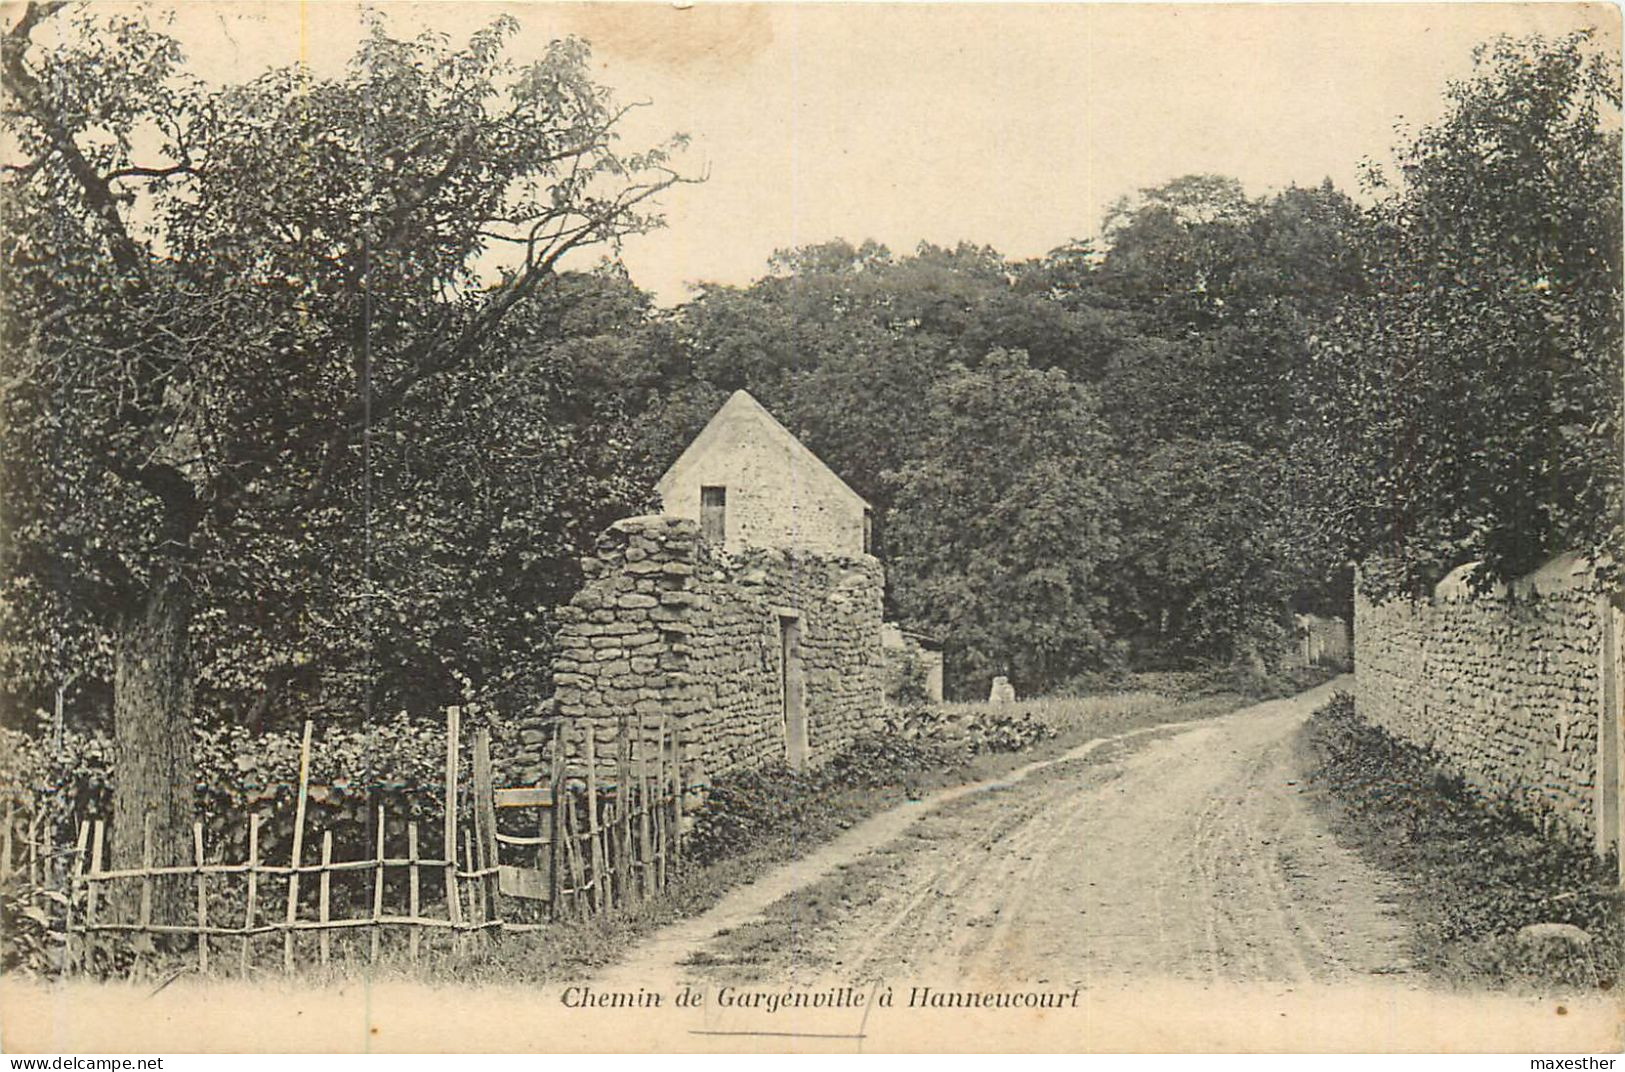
[682,764,814,866]
[0,879,72,974]
[884,653,934,706]
[685,705,1056,868]
[881,703,1057,756]
[0,714,479,878]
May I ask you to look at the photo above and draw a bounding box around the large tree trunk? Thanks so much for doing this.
[111,570,196,925]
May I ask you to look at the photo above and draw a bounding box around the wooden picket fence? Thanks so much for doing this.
[0,792,51,890]
[2,708,690,975]
[505,712,688,921]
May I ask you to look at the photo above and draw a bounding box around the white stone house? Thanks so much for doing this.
[655,389,873,556]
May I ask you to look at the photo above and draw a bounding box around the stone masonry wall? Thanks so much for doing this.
[1354,556,1605,842]
[512,515,884,787]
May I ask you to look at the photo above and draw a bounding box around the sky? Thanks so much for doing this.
[46,2,1625,303]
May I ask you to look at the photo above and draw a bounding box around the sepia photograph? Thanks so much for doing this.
[0,0,1620,1057]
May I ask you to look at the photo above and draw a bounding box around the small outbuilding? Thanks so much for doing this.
[528,390,886,786]
[655,389,873,557]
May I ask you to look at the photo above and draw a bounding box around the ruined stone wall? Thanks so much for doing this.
[1354,555,1605,842]
[513,515,884,787]
[882,624,946,703]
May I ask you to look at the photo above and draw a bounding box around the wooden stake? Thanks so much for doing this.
[548,721,564,918]
[67,822,89,972]
[407,822,421,964]
[138,814,154,943]
[318,831,333,967]
[536,798,549,877]
[194,821,209,974]
[88,820,104,935]
[26,809,41,888]
[653,714,667,890]
[672,719,685,873]
[2,797,13,881]
[242,814,260,974]
[562,786,588,918]
[616,714,632,906]
[636,715,653,900]
[558,783,573,914]
[284,720,314,974]
[472,729,498,921]
[584,729,605,914]
[443,707,463,933]
[371,805,385,963]
[463,827,482,926]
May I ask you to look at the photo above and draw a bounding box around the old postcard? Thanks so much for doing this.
[0,0,1621,1056]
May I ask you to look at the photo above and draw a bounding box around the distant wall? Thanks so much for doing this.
[881,623,945,703]
[516,516,883,787]
[1354,554,1613,846]
[1293,614,1351,669]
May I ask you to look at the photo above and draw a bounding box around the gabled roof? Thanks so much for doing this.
[658,389,870,509]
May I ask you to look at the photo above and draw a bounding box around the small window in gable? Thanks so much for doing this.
[863,508,874,555]
[701,486,726,544]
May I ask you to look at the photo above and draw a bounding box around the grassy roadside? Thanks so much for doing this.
[1301,692,1623,992]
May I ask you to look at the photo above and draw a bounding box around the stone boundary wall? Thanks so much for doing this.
[1292,614,1352,669]
[1354,554,1608,844]
[510,515,884,787]
[881,623,945,703]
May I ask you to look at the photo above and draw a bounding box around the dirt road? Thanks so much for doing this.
[14,681,1625,1052]
[606,678,1415,990]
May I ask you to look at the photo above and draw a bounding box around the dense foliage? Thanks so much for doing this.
[1304,31,1622,594]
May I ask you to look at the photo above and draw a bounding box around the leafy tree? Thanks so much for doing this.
[0,3,687,912]
[1096,174,1254,332]
[1307,31,1622,592]
[886,349,1119,697]
[1086,177,1369,643]
[1108,438,1294,664]
[220,312,659,732]
[1093,177,1366,453]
